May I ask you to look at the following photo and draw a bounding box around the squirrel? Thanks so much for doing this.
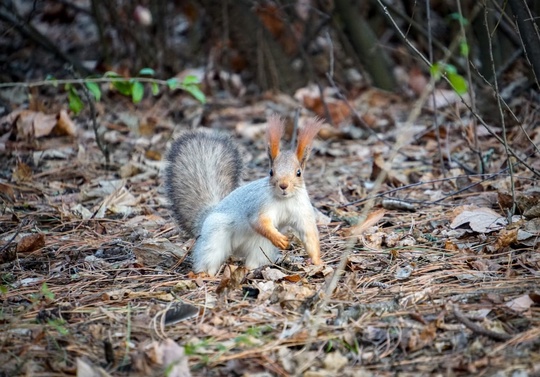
[164,115,323,275]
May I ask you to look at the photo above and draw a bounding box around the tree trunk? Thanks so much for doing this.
[199,0,308,93]
[334,0,396,91]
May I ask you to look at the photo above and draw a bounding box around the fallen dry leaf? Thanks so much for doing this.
[145,339,191,377]
[348,208,386,237]
[12,161,33,183]
[16,233,45,253]
[16,110,56,139]
[56,109,77,136]
[76,358,112,377]
[506,294,535,313]
[262,267,287,281]
[450,207,507,233]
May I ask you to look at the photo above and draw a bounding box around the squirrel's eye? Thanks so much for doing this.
[296,169,302,177]
[269,169,274,177]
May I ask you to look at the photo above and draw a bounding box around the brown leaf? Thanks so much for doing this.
[283,274,302,283]
[55,109,77,136]
[456,175,484,193]
[17,110,57,139]
[145,149,162,161]
[493,227,518,249]
[16,233,45,253]
[515,191,540,218]
[497,192,514,211]
[445,239,459,251]
[12,161,33,183]
[408,322,437,352]
[0,182,16,202]
[348,209,386,236]
[216,265,247,294]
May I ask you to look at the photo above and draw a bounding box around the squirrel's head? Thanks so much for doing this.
[266,115,323,198]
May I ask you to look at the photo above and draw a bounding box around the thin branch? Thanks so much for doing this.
[79,80,109,164]
[485,3,516,215]
[453,305,512,341]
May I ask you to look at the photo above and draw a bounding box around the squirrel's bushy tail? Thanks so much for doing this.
[165,132,242,236]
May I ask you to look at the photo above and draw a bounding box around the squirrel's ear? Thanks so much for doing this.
[296,117,323,167]
[267,114,285,161]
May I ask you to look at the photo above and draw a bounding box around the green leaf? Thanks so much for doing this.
[104,71,122,78]
[139,68,155,76]
[444,64,457,75]
[0,285,8,295]
[449,13,468,26]
[182,75,201,85]
[151,82,159,96]
[448,72,468,95]
[68,87,84,115]
[430,63,442,80]
[85,82,102,101]
[131,81,144,103]
[184,84,206,103]
[112,80,132,96]
[460,40,469,57]
[166,78,181,90]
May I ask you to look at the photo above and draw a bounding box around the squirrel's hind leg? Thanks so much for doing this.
[192,214,232,275]
[236,236,279,270]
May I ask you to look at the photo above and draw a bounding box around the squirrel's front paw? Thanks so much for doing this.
[274,233,290,249]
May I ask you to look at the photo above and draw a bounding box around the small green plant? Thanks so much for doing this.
[184,338,215,356]
[45,69,206,115]
[245,325,272,338]
[47,318,69,336]
[41,282,55,301]
[448,13,470,58]
[430,62,468,95]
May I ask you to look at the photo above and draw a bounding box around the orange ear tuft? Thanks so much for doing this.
[296,117,323,165]
[266,114,285,160]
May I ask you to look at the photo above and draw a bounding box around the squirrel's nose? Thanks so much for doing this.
[279,182,288,190]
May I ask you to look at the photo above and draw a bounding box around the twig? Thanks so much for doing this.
[341,169,532,208]
[0,77,175,88]
[485,6,516,215]
[78,78,110,164]
[0,220,26,254]
[453,305,511,341]
[377,0,540,179]
[425,0,447,177]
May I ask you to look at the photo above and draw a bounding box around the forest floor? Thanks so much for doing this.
[1,81,539,377]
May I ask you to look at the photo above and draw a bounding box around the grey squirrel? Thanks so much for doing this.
[164,115,323,275]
